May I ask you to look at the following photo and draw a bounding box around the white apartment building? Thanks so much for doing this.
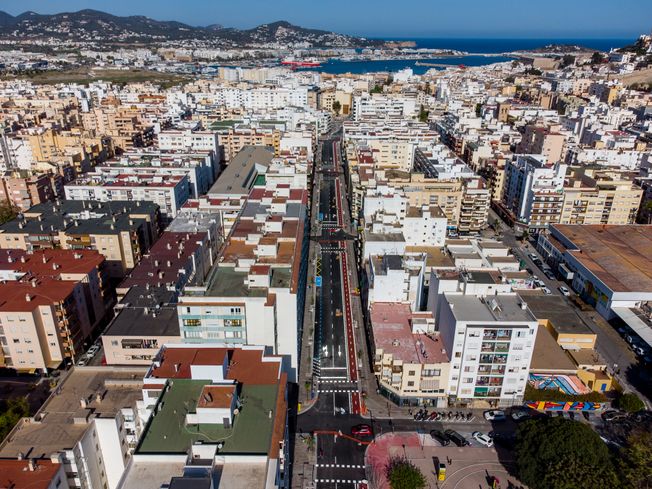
[65,173,190,220]
[437,293,539,406]
[353,94,418,121]
[158,128,219,155]
[503,155,567,228]
[368,254,426,311]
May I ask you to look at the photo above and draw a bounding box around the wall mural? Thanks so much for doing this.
[525,400,605,411]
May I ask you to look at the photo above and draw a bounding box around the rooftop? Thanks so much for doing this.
[370,303,448,364]
[208,146,274,197]
[552,224,652,293]
[136,380,279,455]
[0,366,146,459]
[524,295,595,336]
[0,459,62,489]
[529,327,577,372]
[103,286,179,337]
[444,293,537,323]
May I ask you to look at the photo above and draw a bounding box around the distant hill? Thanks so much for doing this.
[0,9,381,47]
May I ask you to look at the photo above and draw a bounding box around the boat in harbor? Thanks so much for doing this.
[281,57,322,67]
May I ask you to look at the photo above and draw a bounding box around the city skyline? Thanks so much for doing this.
[2,0,650,38]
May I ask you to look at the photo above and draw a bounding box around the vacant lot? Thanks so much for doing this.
[621,67,652,87]
[11,68,194,88]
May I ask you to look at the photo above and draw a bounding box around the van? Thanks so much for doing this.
[444,429,470,447]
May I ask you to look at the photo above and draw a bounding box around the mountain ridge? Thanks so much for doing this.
[0,9,382,47]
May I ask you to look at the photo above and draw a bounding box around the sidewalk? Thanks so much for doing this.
[291,433,317,489]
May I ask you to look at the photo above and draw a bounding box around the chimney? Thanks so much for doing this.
[25,293,32,302]
[28,459,36,471]
[42,254,47,264]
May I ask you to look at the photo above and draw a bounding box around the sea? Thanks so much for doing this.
[295,37,634,75]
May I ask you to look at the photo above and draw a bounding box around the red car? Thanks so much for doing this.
[351,424,373,436]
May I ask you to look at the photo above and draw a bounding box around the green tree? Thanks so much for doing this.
[591,51,606,65]
[0,398,30,441]
[385,457,426,489]
[617,392,645,413]
[418,105,429,123]
[332,100,342,116]
[0,201,17,225]
[620,430,652,489]
[561,55,576,68]
[370,85,383,94]
[516,418,618,489]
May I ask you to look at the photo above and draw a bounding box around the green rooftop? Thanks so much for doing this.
[137,379,279,455]
[209,120,242,130]
[205,267,268,298]
[254,174,266,186]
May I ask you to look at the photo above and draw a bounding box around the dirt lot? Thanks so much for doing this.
[9,68,194,88]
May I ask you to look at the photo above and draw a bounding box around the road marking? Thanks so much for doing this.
[315,464,365,469]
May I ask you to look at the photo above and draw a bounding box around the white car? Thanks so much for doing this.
[558,286,570,296]
[483,410,506,421]
[472,431,494,447]
[542,287,552,295]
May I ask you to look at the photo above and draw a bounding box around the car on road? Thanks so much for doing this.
[484,410,507,421]
[528,253,538,261]
[429,430,450,446]
[351,424,373,437]
[601,410,627,422]
[542,287,552,295]
[472,431,494,447]
[444,429,470,447]
[77,359,87,367]
[558,286,570,296]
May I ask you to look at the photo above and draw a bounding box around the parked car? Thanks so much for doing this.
[632,344,648,357]
[77,359,87,367]
[511,410,531,422]
[444,429,470,447]
[472,431,494,447]
[429,430,450,446]
[542,287,552,295]
[483,410,506,421]
[558,286,570,296]
[528,253,538,261]
[351,424,373,436]
[601,410,627,422]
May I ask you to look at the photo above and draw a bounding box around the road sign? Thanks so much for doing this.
[315,276,322,287]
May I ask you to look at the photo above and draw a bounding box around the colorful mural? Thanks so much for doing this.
[525,400,605,412]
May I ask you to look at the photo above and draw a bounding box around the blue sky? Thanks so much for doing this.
[2,0,650,38]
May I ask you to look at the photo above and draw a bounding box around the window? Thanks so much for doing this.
[183,319,201,327]
[12,339,19,344]
[407,381,415,387]
[455,352,461,358]
[463,377,474,383]
[408,370,416,376]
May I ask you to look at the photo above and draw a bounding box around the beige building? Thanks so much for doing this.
[216,127,281,161]
[371,303,450,407]
[561,167,642,225]
[0,249,109,371]
[368,139,415,172]
[318,89,353,115]
[517,124,566,163]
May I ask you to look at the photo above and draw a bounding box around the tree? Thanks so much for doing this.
[0,201,17,225]
[0,398,29,441]
[385,457,426,489]
[516,417,618,489]
[591,51,606,65]
[418,104,429,123]
[620,430,652,489]
[561,55,576,68]
[617,392,645,413]
[332,100,341,116]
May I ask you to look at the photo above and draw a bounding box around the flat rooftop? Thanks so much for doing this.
[136,380,279,455]
[0,366,146,459]
[553,224,652,293]
[444,293,536,323]
[104,286,179,337]
[208,146,274,197]
[529,327,577,372]
[370,303,448,364]
[205,267,267,298]
[404,246,454,268]
[524,295,595,335]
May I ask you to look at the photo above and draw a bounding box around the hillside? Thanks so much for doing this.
[0,9,381,47]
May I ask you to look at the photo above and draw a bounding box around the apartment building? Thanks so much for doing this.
[0,170,66,211]
[437,293,539,407]
[216,126,281,162]
[517,124,566,163]
[560,167,642,225]
[371,302,450,407]
[0,367,146,489]
[0,249,109,371]
[177,185,309,381]
[502,155,567,229]
[65,173,189,221]
[0,200,160,278]
[368,254,427,311]
[158,128,220,155]
[120,344,289,489]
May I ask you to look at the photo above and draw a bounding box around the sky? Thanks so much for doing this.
[2,0,650,38]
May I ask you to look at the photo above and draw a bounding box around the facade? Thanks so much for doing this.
[437,293,539,407]
[371,302,450,407]
[0,200,160,279]
[502,155,567,229]
[0,170,67,211]
[0,249,109,371]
